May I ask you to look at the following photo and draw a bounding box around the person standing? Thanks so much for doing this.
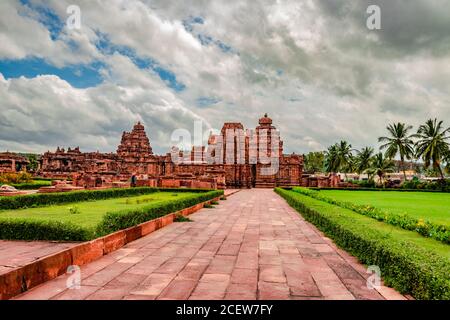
[131,174,137,188]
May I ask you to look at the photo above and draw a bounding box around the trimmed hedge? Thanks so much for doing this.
[293,187,450,244]
[11,181,52,190]
[275,188,450,300]
[0,187,218,210]
[96,190,223,236]
[0,219,94,241]
[0,189,223,241]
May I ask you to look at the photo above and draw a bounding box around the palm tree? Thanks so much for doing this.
[355,147,374,175]
[366,153,395,187]
[324,144,339,173]
[336,141,354,180]
[378,122,415,181]
[415,119,450,181]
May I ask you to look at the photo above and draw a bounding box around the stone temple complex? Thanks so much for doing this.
[33,115,304,189]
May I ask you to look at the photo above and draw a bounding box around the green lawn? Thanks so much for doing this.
[0,192,196,229]
[319,190,450,226]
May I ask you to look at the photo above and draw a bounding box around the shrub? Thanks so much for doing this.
[292,187,450,244]
[0,187,162,210]
[11,180,52,190]
[0,219,94,241]
[0,172,33,184]
[275,188,450,300]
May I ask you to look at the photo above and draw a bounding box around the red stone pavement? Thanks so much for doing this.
[14,189,406,300]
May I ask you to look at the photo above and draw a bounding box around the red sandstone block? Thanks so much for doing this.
[39,249,73,283]
[258,281,290,300]
[52,285,101,300]
[105,273,147,289]
[161,214,175,227]
[71,239,104,266]
[230,268,257,287]
[204,256,236,275]
[157,279,197,300]
[259,265,286,283]
[226,283,257,295]
[154,257,190,274]
[86,287,130,300]
[140,220,157,236]
[103,231,127,255]
[190,280,228,299]
[14,275,69,300]
[177,262,209,280]
[217,243,241,256]
[259,255,282,265]
[200,274,230,283]
[125,226,143,244]
[122,294,155,300]
[130,273,175,297]
[83,262,133,287]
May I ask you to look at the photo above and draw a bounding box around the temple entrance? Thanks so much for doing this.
[251,164,256,188]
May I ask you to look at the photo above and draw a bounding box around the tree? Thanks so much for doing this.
[336,141,354,180]
[304,152,325,173]
[444,149,450,175]
[355,147,374,175]
[415,119,450,181]
[366,152,395,186]
[378,122,415,181]
[25,154,39,172]
[324,144,339,173]
[324,141,354,179]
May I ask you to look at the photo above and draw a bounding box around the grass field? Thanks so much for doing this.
[319,190,450,226]
[0,192,196,229]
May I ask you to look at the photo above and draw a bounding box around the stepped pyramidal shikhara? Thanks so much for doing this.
[36,115,307,189]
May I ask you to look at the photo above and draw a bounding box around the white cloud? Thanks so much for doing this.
[1,0,450,155]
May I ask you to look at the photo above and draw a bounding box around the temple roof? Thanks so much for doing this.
[259,113,273,126]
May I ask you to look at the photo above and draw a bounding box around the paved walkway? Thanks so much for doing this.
[15,189,405,300]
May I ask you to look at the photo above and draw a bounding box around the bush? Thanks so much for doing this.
[0,172,33,184]
[11,180,52,190]
[0,219,94,241]
[0,187,162,210]
[292,187,450,244]
[348,180,377,188]
[275,188,450,300]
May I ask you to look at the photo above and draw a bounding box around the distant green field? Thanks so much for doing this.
[319,190,450,226]
[0,192,196,229]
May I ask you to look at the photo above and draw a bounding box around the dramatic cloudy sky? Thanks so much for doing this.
[0,0,449,155]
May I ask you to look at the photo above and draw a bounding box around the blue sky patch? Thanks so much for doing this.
[96,32,186,92]
[19,0,64,40]
[0,58,105,88]
[196,96,221,108]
